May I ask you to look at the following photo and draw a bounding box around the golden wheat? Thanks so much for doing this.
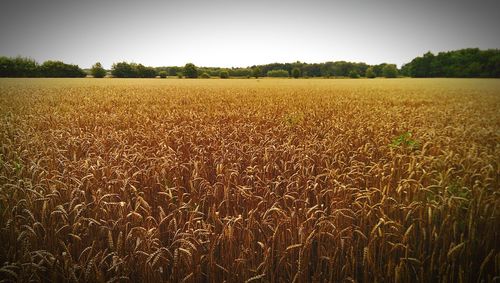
[0,78,498,282]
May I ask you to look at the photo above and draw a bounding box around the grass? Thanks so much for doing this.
[0,78,499,282]
[390,132,420,150]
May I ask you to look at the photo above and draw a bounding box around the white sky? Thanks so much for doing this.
[1,0,499,68]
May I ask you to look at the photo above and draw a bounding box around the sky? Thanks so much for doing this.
[1,0,499,68]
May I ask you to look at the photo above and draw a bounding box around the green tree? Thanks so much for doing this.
[158,71,167,78]
[39,61,86,77]
[365,67,376,78]
[183,63,198,78]
[252,67,261,78]
[111,62,136,78]
[136,64,156,78]
[292,67,301,78]
[267,69,289,77]
[201,72,210,78]
[465,62,482,77]
[219,70,229,79]
[382,64,398,78]
[348,70,359,78]
[91,62,106,78]
[168,67,182,76]
[0,56,39,77]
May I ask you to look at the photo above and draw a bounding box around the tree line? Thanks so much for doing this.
[154,61,398,78]
[1,48,499,78]
[0,57,86,77]
[401,48,500,78]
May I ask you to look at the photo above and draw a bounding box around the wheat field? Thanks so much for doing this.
[0,78,499,282]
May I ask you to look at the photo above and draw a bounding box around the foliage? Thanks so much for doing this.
[228,68,252,77]
[111,62,157,78]
[267,69,289,77]
[349,70,360,78]
[150,48,499,79]
[200,72,210,78]
[389,132,420,150]
[158,71,167,78]
[382,64,398,78]
[111,62,136,78]
[136,64,157,78]
[402,48,500,78]
[91,62,106,78]
[39,60,87,78]
[183,63,198,78]
[4,48,499,79]
[165,66,183,76]
[219,70,229,79]
[156,61,374,78]
[252,67,261,78]
[0,56,39,77]
[283,112,304,127]
[292,67,301,78]
[0,56,86,78]
[365,67,376,78]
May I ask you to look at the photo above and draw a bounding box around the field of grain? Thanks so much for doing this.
[0,78,498,282]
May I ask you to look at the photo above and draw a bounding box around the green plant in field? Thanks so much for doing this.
[390,132,420,150]
[446,182,470,199]
[284,112,304,127]
[13,160,23,174]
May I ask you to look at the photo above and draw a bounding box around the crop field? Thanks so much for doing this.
[0,78,499,282]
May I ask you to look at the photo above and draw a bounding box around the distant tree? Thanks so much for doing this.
[201,72,210,78]
[14,57,40,77]
[487,54,500,77]
[111,62,136,78]
[465,62,482,77]
[406,52,434,77]
[400,63,411,77]
[365,67,376,78]
[252,67,261,78]
[110,62,156,78]
[39,61,86,77]
[91,62,106,78]
[136,64,156,78]
[382,64,398,78]
[168,67,182,76]
[183,63,198,78]
[292,67,301,78]
[219,70,229,79]
[228,68,252,77]
[348,70,360,78]
[267,69,289,77]
[158,71,167,78]
[0,56,16,77]
[369,63,386,77]
[177,72,183,78]
[0,56,39,77]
